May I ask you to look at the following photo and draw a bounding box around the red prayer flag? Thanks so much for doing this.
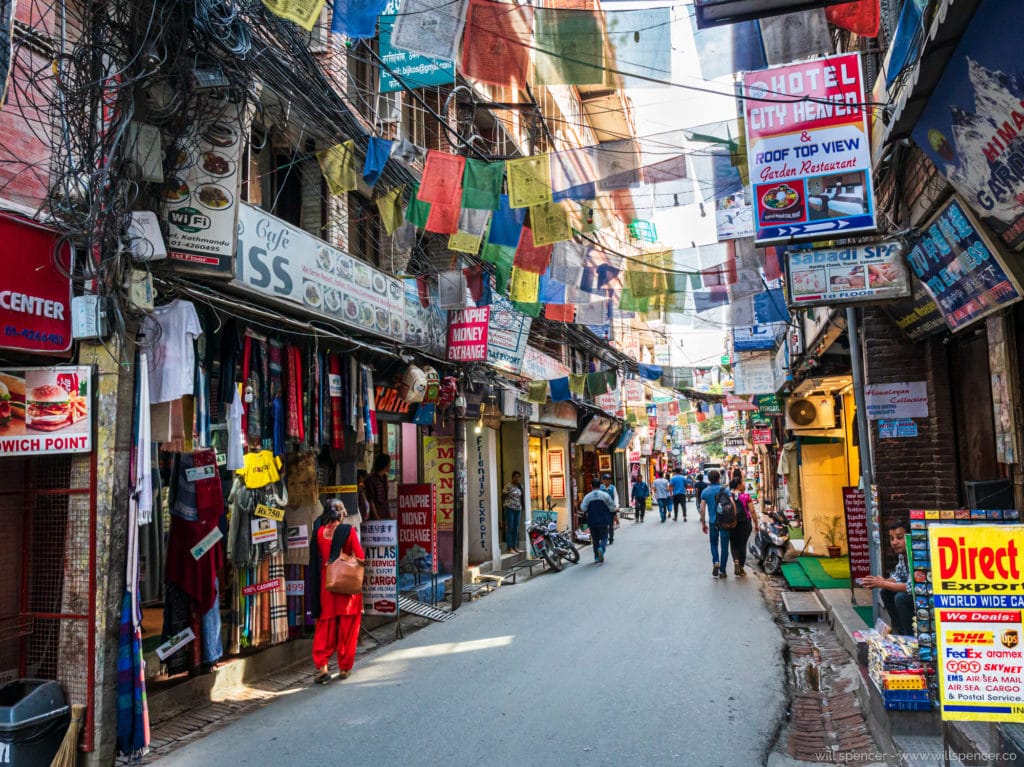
[462,0,533,88]
[514,226,553,274]
[762,247,782,281]
[702,267,725,287]
[464,265,484,303]
[416,276,430,307]
[544,303,575,322]
[425,198,461,234]
[825,0,880,37]
[419,150,466,206]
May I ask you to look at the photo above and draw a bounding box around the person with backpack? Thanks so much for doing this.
[581,477,615,563]
[652,471,672,523]
[699,470,737,578]
[728,477,755,576]
[630,475,650,523]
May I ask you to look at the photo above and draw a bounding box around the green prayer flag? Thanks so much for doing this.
[512,299,542,317]
[619,289,649,313]
[534,8,605,86]
[405,185,431,228]
[605,369,617,390]
[462,158,504,210]
[569,374,587,395]
[666,273,690,294]
[623,271,665,297]
[483,243,515,295]
[528,380,549,403]
[689,273,702,290]
[586,371,609,396]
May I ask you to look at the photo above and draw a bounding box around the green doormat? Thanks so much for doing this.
[797,557,852,589]
[853,605,873,627]
[781,562,813,590]
[820,558,851,579]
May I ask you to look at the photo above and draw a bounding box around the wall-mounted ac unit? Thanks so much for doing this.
[785,396,835,431]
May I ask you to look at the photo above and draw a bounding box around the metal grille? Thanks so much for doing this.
[0,452,96,750]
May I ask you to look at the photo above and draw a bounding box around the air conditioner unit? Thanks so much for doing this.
[785,396,835,431]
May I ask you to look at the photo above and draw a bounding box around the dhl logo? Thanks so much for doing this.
[946,631,993,645]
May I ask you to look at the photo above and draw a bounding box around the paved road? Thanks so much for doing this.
[158,513,787,767]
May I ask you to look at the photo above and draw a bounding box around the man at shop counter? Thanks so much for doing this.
[859,521,914,636]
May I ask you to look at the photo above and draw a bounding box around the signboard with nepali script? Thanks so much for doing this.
[361,520,398,616]
[742,53,875,244]
[397,484,437,574]
[446,307,489,362]
[905,196,1023,333]
[929,524,1024,722]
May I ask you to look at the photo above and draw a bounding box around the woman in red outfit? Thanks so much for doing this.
[308,502,365,684]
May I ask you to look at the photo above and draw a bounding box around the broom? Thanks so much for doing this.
[49,704,86,767]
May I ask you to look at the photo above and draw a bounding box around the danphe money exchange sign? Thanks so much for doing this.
[743,53,875,244]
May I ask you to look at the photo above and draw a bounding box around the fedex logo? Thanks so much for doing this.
[946,647,983,659]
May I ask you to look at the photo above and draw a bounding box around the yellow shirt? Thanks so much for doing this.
[236,450,281,489]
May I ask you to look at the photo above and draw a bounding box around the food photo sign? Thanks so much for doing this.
[234,203,405,342]
[0,366,92,456]
[743,52,875,244]
[783,240,910,307]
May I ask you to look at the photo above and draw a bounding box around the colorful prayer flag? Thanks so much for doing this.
[513,227,553,274]
[510,268,540,303]
[461,0,533,88]
[461,158,504,210]
[318,141,358,195]
[533,7,605,85]
[266,0,327,31]
[376,185,406,235]
[419,150,465,205]
[506,155,552,209]
[529,201,572,246]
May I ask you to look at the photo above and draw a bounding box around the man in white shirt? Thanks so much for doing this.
[652,471,672,523]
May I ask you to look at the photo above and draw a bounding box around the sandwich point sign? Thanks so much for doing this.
[0,366,92,456]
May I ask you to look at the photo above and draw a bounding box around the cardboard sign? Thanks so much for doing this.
[254,503,286,522]
[361,520,398,616]
[190,526,223,560]
[841,487,870,582]
[185,464,216,482]
[250,518,278,545]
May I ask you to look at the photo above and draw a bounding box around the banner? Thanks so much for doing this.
[486,295,532,374]
[361,520,398,616]
[397,484,437,574]
[446,307,489,362]
[864,381,928,420]
[423,436,454,531]
[905,196,1024,333]
[911,2,1024,251]
[0,213,73,354]
[784,240,910,307]
[743,53,875,243]
[0,366,91,456]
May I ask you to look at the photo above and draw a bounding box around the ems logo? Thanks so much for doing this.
[1002,630,1019,649]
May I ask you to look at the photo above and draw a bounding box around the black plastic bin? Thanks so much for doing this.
[0,679,71,766]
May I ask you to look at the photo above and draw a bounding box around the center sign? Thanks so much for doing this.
[743,53,875,244]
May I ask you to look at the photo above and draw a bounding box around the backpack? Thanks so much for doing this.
[715,487,738,529]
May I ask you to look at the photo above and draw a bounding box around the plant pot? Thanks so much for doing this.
[826,545,842,558]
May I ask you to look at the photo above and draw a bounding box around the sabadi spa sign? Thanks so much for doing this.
[784,241,910,307]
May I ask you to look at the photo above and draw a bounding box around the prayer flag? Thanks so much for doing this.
[425,199,460,234]
[391,0,468,62]
[376,185,406,235]
[514,227,553,274]
[605,8,671,88]
[528,380,549,403]
[533,8,605,85]
[318,141,358,195]
[487,195,526,247]
[266,0,326,31]
[405,185,431,228]
[510,268,540,303]
[506,156,552,209]
[513,299,542,317]
[689,7,765,81]
[461,158,503,210]
[330,0,386,37]
[448,208,491,254]
[529,201,572,246]
[420,150,465,205]
[586,371,609,396]
[363,137,393,187]
[544,304,575,322]
[825,0,879,37]
[549,377,571,402]
[569,374,586,396]
[461,0,533,88]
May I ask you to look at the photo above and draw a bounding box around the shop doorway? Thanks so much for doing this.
[948,327,999,498]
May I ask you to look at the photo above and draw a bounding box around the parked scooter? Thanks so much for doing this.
[749,507,792,575]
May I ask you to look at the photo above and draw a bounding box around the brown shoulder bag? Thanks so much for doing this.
[325,524,364,595]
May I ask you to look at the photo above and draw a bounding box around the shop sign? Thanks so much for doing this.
[423,435,454,531]
[446,306,489,362]
[906,197,1024,333]
[724,395,759,412]
[0,366,91,456]
[752,428,772,445]
[521,345,570,381]
[538,401,577,429]
[784,241,910,307]
[755,394,783,417]
[733,351,776,395]
[467,431,494,561]
[374,385,412,415]
[234,203,406,343]
[397,484,437,574]
[878,419,918,439]
[487,295,532,375]
[864,381,928,420]
[841,488,870,582]
[929,524,1024,721]
[378,0,455,93]
[733,324,784,352]
[723,435,745,448]
[624,380,645,405]
[911,2,1024,252]
[242,578,282,596]
[250,518,277,545]
[361,519,398,616]
[884,278,947,343]
[742,53,875,244]
[576,415,613,446]
[164,98,252,272]
[593,388,621,416]
[0,214,73,354]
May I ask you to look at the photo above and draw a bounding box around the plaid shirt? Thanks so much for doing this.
[891,552,910,593]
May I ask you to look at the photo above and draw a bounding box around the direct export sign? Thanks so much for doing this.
[361,520,398,616]
[397,483,437,574]
[446,307,489,362]
[0,366,91,456]
[905,196,1023,333]
[743,53,875,244]
[785,241,910,307]
[0,213,73,354]
[929,524,1024,722]
[911,1,1024,252]
[864,381,928,420]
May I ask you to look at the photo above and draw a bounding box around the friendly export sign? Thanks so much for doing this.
[929,525,1024,722]
[742,52,875,244]
[446,307,489,362]
[784,241,910,307]
[398,483,437,574]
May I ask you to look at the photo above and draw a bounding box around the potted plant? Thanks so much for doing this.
[815,513,845,558]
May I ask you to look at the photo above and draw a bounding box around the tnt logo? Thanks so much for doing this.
[1002,630,1019,649]
[946,632,993,645]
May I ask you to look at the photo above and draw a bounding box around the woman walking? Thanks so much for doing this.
[308,502,365,683]
[502,471,525,553]
[728,477,755,576]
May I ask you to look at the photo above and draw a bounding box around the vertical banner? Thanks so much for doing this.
[743,53,875,244]
[466,429,496,563]
[929,525,1024,722]
[841,487,870,582]
[361,520,398,616]
[397,483,437,574]
[423,435,455,530]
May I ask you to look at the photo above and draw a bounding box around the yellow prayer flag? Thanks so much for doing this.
[376,185,406,235]
[510,267,540,303]
[448,231,484,254]
[262,0,326,32]
[318,141,357,196]
[506,155,552,209]
[529,201,572,246]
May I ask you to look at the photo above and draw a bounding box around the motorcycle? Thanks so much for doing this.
[749,507,792,576]
[548,524,580,564]
[527,520,564,571]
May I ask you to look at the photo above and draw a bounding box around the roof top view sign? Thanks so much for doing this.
[784,240,910,307]
[742,52,875,244]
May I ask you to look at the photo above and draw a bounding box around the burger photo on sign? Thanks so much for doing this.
[0,373,26,429]
[26,384,72,432]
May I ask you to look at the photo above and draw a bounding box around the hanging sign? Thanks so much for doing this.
[884,278,948,343]
[154,628,196,661]
[864,381,928,420]
[361,520,399,616]
[752,427,772,445]
[486,295,532,374]
[242,578,282,596]
[254,504,286,522]
[841,487,870,583]
[905,196,1024,333]
[785,241,910,307]
[250,518,278,545]
[743,53,875,244]
[398,483,437,574]
[190,526,223,560]
[0,366,91,456]
[447,306,490,362]
[0,213,74,354]
[378,0,456,94]
[423,436,455,531]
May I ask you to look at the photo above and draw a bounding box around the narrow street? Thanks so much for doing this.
[156,517,787,766]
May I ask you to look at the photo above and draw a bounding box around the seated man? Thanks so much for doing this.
[860,521,914,636]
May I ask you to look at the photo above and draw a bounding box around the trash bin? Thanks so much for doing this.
[0,679,71,766]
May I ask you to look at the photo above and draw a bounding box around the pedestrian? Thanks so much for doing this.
[652,471,671,523]
[581,477,614,564]
[859,521,914,635]
[699,470,731,578]
[308,501,365,683]
[693,472,708,506]
[670,465,688,522]
[630,475,650,522]
[601,474,619,544]
[728,477,754,576]
[367,453,391,519]
[356,469,372,521]
[502,471,525,554]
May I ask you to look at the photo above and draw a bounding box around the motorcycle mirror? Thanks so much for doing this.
[546,494,553,509]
